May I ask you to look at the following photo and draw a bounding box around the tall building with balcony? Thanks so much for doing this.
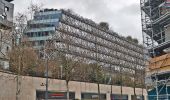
[25,9,145,84]
[0,0,14,69]
[141,0,170,99]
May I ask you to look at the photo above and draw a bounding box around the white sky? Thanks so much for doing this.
[12,0,142,42]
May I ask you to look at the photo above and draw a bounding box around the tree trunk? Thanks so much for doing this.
[134,84,136,100]
[110,84,112,100]
[16,55,21,100]
[133,76,136,100]
[142,74,144,100]
[133,68,137,100]
[66,81,69,100]
[120,68,123,100]
[16,75,19,100]
[142,87,144,100]
[121,84,123,100]
[98,83,100,100]
[110,65,112,100]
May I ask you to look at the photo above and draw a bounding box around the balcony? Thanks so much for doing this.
[26,27,56,33]
[27,36,52,41]
[28,19,59,25]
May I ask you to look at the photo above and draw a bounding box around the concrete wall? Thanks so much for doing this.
[0,72,148,100]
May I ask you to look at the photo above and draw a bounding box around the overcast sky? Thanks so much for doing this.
[12,0,142,42]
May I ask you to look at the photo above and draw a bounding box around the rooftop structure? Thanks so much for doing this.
[25,9,145,80]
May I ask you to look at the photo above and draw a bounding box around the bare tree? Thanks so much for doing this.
[88,63,104,100]
[27,2,43,19]
[8,3,43,98]
[8,42,38,75]
[73,61,91,82]
[58,53,82,100]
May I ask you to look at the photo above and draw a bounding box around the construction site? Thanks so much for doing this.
[141,0,170,99]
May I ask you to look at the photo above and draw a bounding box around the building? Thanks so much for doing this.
[0,0,14,69]
[141,0,170,99]
[25,9,145,84]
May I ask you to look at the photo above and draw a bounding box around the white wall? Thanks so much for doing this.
[0,72,148,100]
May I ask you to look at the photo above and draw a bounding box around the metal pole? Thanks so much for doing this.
[155,76,159,100]
[120,67,123,100]
[16,52,21,100]
[166,81,168,100]
[60,65,63,79]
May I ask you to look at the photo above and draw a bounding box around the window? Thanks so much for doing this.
[51,14,59,19]
[111,94,128,100]
[38,32,41,36]
[32,41,35,46]
[6,46,9,51]
[30,32,34,37]
[5,6,9,12]
[44,32,49,36]
[131,95,144,100]
[39,40,44,45]
[81,93,106,100]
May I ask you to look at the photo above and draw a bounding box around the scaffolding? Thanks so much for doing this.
[140,0,170,99]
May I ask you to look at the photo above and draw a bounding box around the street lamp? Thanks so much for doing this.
[39,49,51,100]
[40,37,60,100]
[60,65,63,79]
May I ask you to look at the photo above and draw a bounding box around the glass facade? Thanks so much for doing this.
[25,10,62,49]
[34,14,61,20]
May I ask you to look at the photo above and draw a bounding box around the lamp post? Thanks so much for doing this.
[39,48,50,100]
[40,38,60,100]
[60,65,63,79]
